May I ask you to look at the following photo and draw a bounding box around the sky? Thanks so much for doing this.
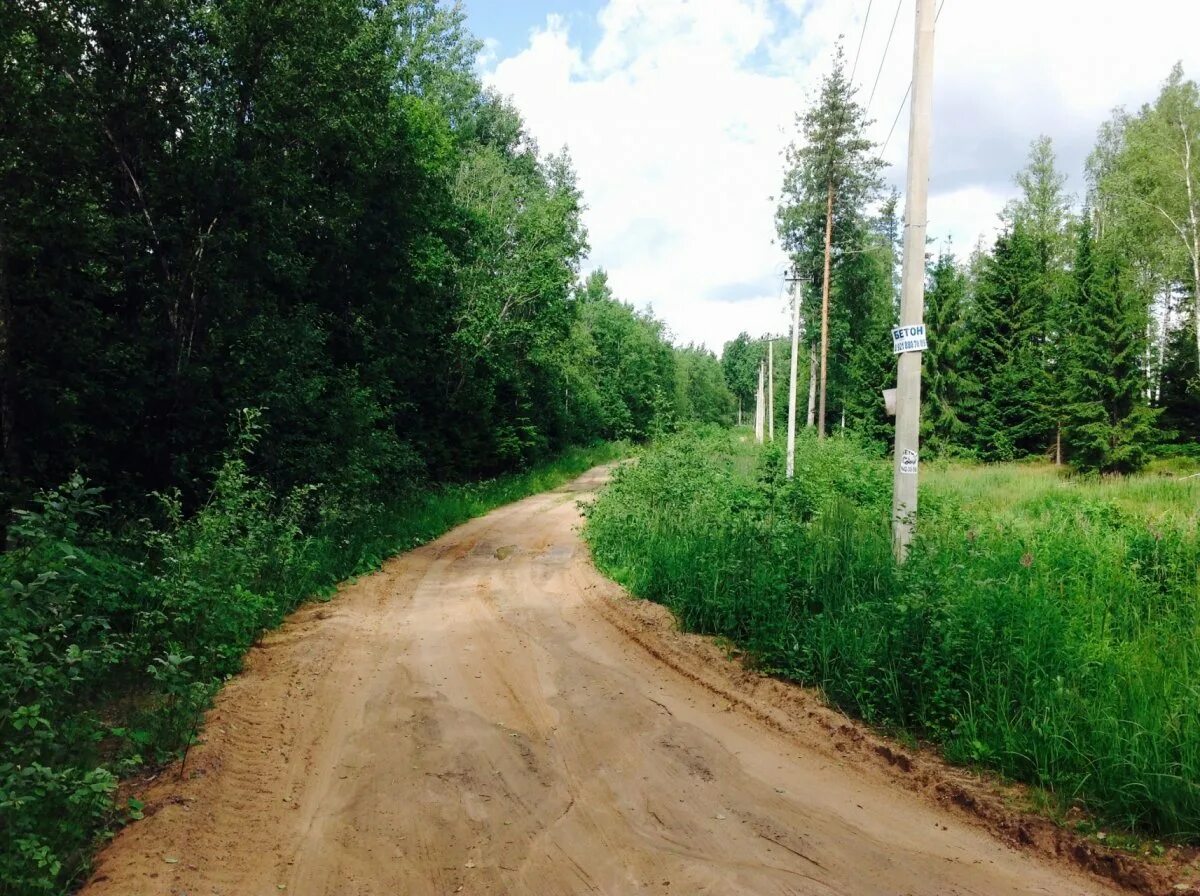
[467,0,1200,352]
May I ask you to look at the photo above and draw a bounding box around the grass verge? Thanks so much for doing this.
[583,427,1200,844]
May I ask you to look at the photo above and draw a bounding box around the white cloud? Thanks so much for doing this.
[484,0,1200,351]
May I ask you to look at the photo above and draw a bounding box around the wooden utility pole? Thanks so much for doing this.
[786,270,803,479]
[891,0,936,561]
[755,361,766,444]
[767,339,775,441]
[817,184,834,439]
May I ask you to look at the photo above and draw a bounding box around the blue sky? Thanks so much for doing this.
[465,2,604,61]
[473,0,1200,351]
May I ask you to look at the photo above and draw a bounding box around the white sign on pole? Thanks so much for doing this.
[892,324,928,354]
[900,448,918,475]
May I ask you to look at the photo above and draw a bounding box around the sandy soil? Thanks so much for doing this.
[80,466,1165,896]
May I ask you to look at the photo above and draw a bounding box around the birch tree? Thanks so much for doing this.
[1099,65,1200,373]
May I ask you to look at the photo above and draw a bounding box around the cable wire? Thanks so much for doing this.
[848,0,875,85]
[879,82,912,161]
[878,0,947,162]
[865,0,904,112]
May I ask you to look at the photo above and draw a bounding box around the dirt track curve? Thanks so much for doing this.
[83,466,1129,896]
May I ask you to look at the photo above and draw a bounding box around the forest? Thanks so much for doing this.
[0,1,732,891]
[724,48,1199,473]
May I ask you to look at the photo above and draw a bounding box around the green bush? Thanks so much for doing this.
[585,428,1200,841]
[0,438,626,895]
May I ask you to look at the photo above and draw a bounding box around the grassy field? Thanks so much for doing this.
[925,456,1200,521]
[584,428,1200,842]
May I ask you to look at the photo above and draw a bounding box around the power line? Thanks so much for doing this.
[865,0,903,112]
[879,82,912,160]
[878,0,947,161]
[849,0,875,85]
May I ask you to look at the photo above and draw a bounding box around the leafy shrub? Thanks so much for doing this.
[1,435,626,895]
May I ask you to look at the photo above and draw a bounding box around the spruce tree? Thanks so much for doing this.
[1064,222,1161,473]
[922,253,970,453]
[960,225,1047,459]
[840,203,901,449]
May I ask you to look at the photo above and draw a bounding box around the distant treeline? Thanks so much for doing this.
[727,49,1199,473]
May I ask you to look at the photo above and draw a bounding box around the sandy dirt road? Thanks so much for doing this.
[83,466,1128,896]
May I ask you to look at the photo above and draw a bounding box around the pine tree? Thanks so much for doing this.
[776,43,884,437]
[960,140,1075,461]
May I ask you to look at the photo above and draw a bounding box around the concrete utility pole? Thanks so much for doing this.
[755,361,766,444]
[785,270,803,479]
[806,346,817,428]
[768,339,775,442]
[891,0,936,561]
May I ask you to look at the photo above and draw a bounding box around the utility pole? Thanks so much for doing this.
[767,339,775,441]
[755,361,766,444]
[785,269,803,479]
[806,346,817,428]
[891,0,936,561]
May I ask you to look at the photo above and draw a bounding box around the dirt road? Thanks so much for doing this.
[83,466,1126,896]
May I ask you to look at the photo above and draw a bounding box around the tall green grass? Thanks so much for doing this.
[584,427,1200,841]
[0,440,626,895]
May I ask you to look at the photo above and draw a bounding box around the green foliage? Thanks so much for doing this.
[1089,65,1200,447]
[3,3,703,889]
[673,345,734,428]
[719,332,764,420]
[776,42,884,272]
[922,253,971,453]
[586,430,1200,841]
[774,45,891,441]
[838,202,900,444]
[958,139,1076,462]
[0,0,725,528]
[568,271,732,441]
[1,477,124,893]
[0,439,627,894]
[1063,222,1161,472]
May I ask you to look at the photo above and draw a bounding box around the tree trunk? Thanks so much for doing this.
[1055,423,1062,466]
[1180,111,1200,373]
[818,181,835,439]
